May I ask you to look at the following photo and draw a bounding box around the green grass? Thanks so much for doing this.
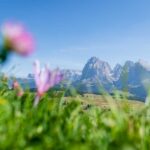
[64,93,144,110]
[0,86,149,150]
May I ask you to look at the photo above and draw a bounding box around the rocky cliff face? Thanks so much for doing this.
[75,57,114,93]
[112,64,123,81]
[115,60,150,100]
[81,57,113,82]
[74,57,150,101]
[61,69,81,82]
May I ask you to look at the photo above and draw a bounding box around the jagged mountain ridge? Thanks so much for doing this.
[9,57,150,101]
[73,57,150,101]
[81,57,113,81]
[75,57,115,93]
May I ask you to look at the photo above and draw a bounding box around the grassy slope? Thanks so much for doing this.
[65,93,144,110]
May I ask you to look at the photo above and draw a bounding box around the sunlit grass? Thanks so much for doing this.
[0,86,149,150]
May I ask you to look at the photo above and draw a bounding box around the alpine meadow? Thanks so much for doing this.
[0,1,150,149]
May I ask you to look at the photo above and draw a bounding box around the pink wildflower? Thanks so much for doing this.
[1,22,34,56]
[13,80,20,89]
[33,60,63,106]
[12,80,24,97]
[17,89,24,97]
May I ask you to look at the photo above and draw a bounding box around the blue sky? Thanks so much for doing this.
[1,0,150,76]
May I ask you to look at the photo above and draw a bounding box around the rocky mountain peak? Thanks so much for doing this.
[124,60,134,68]
[81,57,113,83]
[137,59,150,71]
[87,57,112,71]
[61,69,82,81]
[16,57,150,101]
[113,64,122,72]
[112,64,123,80]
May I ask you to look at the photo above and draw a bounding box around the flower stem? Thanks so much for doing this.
[33,95,40,107]
[0,46,9,64]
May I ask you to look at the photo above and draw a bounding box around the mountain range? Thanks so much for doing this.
[9,57,150,101]
[62,57,150,101]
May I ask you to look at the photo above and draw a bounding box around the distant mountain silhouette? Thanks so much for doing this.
[73,57,150,101]
[9,57,150,101]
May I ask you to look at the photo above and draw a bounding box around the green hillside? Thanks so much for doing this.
[64,93,144,110]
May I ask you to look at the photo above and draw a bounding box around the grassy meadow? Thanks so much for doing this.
[0,81,149,150]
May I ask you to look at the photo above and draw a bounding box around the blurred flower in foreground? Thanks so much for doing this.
[33,60,63,106]
[2,22,34,55]
[0,22,35,63]
[12,80,19,89]
[12,80,24,97]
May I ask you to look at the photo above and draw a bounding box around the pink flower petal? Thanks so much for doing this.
[1,22,35,56]
[33,60,63,96]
